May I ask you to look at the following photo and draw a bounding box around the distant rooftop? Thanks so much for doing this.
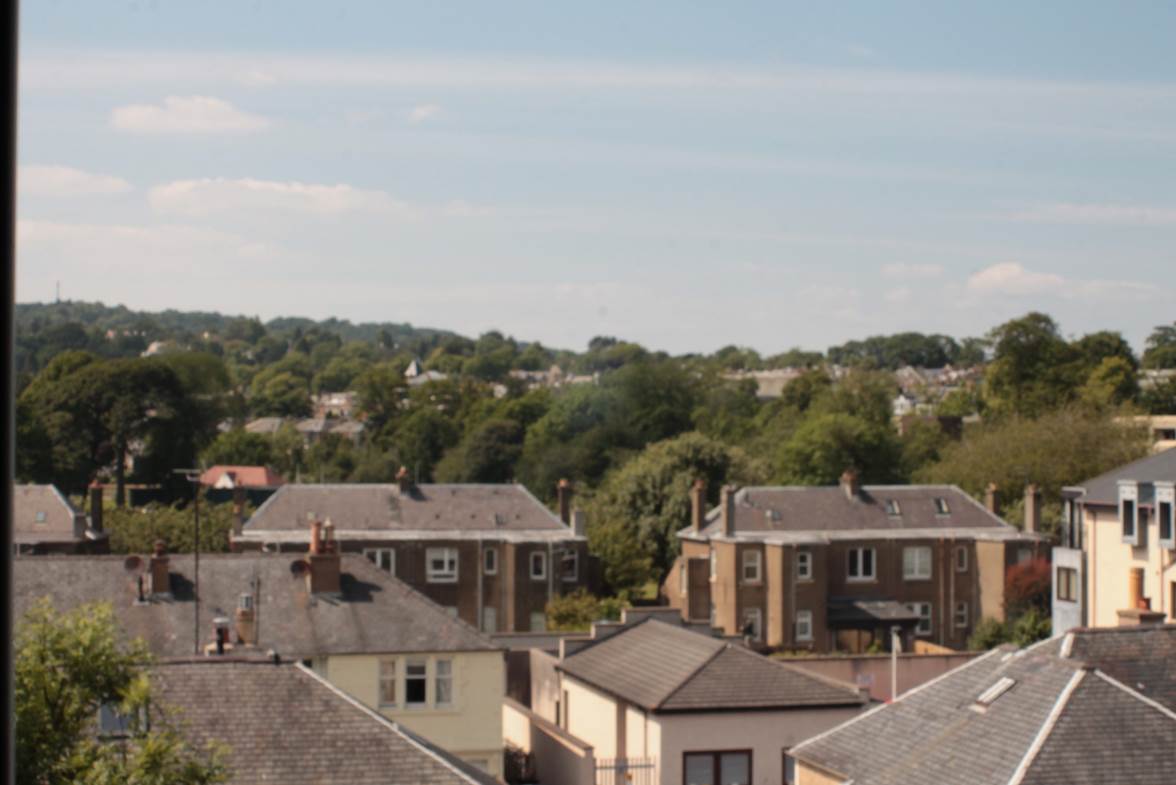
[13,484,103,545]
[1069,449,1176,507]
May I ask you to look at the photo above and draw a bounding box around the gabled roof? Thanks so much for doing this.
[557,619,865,713]
[151,659,497,785]
[791,627,1176,785]
[1051,624,1176,711]
[200,465,285,489]
[14,553,497,658]
[240,483,579,543]
[13,484,101,544]
[683,485,1037,543]
[1070,449,1176,506]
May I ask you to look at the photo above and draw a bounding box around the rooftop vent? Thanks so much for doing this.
[973,677,1016,711]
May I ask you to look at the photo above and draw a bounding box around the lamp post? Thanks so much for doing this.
[174,469,202,654]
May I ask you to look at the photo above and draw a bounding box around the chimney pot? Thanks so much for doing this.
[721,485,738,537]
[1024,485,1042,534]
[149,541,170,596]
[840,469,861,500]
[690,479,707,534]
[984,483,1000,517]
[557,479,573,525]
[306,519,341,595]
[396,466,412,496]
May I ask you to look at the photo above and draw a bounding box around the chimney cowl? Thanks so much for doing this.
[396,466,413,496]
[557,479,573,525]
[840,469,861,500]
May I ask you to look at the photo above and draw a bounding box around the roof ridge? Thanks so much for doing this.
[1006,669,1086,785]
[1091,669,1176,722]
[654,640,730,711]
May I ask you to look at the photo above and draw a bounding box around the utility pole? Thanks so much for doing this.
[174,469,203,654]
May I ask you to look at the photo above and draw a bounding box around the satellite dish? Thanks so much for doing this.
[290,560,309,577]
[124,555,143,574]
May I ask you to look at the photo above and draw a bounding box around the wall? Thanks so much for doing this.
[625,704,649,759]
[782,652,980,702]
[1051,546,1085,636]
[796,760,848,785]
[562,675,621,759]
[1087,503,1176,627]
[530,649,562,723]
[325,650,505,777]
[503,698,595,785]
[975,541,1007,623]
[656,707,864,785]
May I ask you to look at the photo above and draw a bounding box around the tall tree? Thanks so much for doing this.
[1142,323,1176,369]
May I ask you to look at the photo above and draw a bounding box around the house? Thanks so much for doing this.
[244,416,285,436]
[234,473,591,634]
[1053,448,1176,635]
[551,617,867,785]
[14,534,507,777]
[200,465,285,490]
[313,390,358,419]
[149,658,498,785]
[1116,414,1176,453]
[406,358,450,387]
[13,483,107,555]
[788,624,1176,785]
[665,473,1046,653]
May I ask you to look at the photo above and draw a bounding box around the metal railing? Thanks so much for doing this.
[595,757,656,785]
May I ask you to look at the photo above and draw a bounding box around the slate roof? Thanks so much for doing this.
[240,483,579,544]
[14,553,497,658]
[151,659,497,785]
[13,484,102,545]
[791,627,1176,785]
[683,485,1037,543]
[1070,448,1176,507]
[1057,624,1176,711]
[557,619,865,713]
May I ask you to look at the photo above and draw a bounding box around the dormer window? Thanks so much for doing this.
[1119,482,1140,546]
[933,498,950,515]
[885,500,901,516]
[34,510,47,524]
[1157,483,1175,550]
[974,677,1016,711]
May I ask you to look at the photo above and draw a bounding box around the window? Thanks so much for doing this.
[1063,499,1082,550]
[482,607,497,633]
[795,610,813,642]
[1017,547,1032,565]
[364,548,395,574]
[530,611,547,632]
[796,551,812,581]
[903,546,932,580]
[976,677,1016,707]
[679,562,687,596]
[933,497,950,515]
[684,750,751,785]
[1121,492,1138,545]
[954,602,968,629]
[907,602,932,636]
[783,751,796,785]
[435,659,453,706]
[1057,567,1078,602]
[530,551,547,580]
[741,550,762,583]
[378,659,396,706]
[884,499,901,516]
[955,545,968,572]
[560,549,578,582]
[426,548,458,583]
[405,661,427,706]
[98,702,146,737]
[483,547,498,575]
[34,510,47,525]
[1159,492,1175,548]
[847,547,876,581]
[741,608,762,641]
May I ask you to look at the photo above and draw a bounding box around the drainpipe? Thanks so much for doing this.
[948,537,955,645]
[547,541,554,610]
[476,536,483,633]
[937,537,946,647]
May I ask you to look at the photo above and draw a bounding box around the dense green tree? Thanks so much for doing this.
[248,370,311,418]
[827,332,961,369]
[776,413,900,485]
[391,409,460,483]
[1143,323,1176,369]
[434,418,525,483]
[898,418,953,479]
[693,377,761,443]
[353,360,409,436]
[1079,356,1140,410]
[777,369,832,412]
[763,348,824,368]
[983,313,1080,417]
[545,589,625,631]
[105,496,241,554]
[1141,376,1176,414]
[200,430,275,468]
[16,600,227,785]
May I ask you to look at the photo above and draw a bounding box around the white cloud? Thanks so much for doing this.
[881,262,943,279]
[407,103,441,123]
[1014,202,1176,227]
[148,177,411,217]
[110,96,269,134]
[966,262,1065,296]
[884,286,912,304]
[18,164,132,197]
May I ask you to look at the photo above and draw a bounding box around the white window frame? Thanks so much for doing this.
[364,547,395,575]
[378,659,397,707]
[1057,566,1079,603]
[903,546,933,581]
[482,606,497,634]
[435,659,453,707]
[796,551,812,581]
[530,551,547,581]
[1120,482,1140,546]
[954,601,969,629]
[955,545,968,573]
[908,602,933,636]
[742,607,763,641]
[404,660,428,707]
[742,550,762,584]
[560,549,578,582]
[1157,483,1175,549]
[426,548,458,584]
[795,610,813,642]
[483,547,498,575]
[847,547,876,582]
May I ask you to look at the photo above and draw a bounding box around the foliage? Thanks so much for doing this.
[1004,557,1052,619]
[434,418,525,483]
[1142,323,1176,369]
[545,589,625,631]
[1141,376,1176,415]
[776,412,900,485]
[105,496,242,554]
[16,600,227,785]
[968,616,1011,650]
[826,332,966,370]
[200,430,275,469]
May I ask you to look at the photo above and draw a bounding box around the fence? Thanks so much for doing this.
[594,757,656,785]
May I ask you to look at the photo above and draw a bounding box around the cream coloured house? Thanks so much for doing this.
[1054,449,1176,635]
[13,534,507,777]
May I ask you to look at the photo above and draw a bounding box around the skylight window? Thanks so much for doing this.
[934,497,950,515]
[885,499,901,516]
[975,677,1016,707]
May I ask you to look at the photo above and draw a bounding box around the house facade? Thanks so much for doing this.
[14,536,507,777]
[234,473,591,634]
[666,474,1046,653]
[1053,449,1176,634]
[13,483,108,555]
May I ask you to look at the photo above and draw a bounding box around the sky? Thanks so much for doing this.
[15,1,1176,355]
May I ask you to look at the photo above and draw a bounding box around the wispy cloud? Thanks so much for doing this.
[1013,202,1176,227]
[965,262,1161,303]
[19,164,132,197]
[110,96,269,134]
[881,262,943,279]
[966,262,1064,296]
[148,177,410,217]
[407,103,441,123]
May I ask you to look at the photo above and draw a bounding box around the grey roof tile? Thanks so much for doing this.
[1072,449,1176,506]
[13,484,93,544]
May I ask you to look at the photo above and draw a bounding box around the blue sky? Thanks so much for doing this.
[16,1,1176,354]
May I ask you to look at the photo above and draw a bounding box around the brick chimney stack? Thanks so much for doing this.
[149,540,170,597]
[396,466,413,496]
[89,482,104,534]
[840,469,861,500]
[690,479,707,534]
[235,593,256,645]
[557,479,573,525]
[984,483,1000,517]
[721,485,737,538]
[1024,485,1041,534]
[307,519,341,595]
